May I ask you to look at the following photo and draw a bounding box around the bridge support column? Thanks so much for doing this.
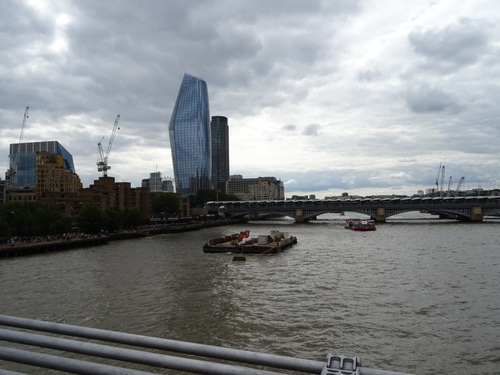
[295,209,304,223]
[471,206,483,222]
[375,207,386,223]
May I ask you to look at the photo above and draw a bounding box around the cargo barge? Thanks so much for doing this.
[203,230,297,254]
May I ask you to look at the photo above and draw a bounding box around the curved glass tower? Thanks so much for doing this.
[169,73,211,196]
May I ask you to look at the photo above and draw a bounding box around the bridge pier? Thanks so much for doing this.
[471,206,483,222]
[295,209,304,223]
[375,207,386,223]
[248,213,259,220]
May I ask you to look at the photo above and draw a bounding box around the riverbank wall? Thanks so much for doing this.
[0,219,246,258]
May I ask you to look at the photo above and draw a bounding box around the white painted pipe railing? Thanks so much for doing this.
[0,315,413,375]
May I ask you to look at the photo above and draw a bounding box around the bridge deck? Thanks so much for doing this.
[205,196,500,222]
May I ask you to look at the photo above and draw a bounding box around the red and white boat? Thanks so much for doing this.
[344,219,376,231]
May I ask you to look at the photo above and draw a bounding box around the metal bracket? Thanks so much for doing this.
[321,353,361,375]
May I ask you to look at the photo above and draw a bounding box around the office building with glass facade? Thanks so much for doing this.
[211,116,229,193]
[8,141,77,187]
[169,73,211,196]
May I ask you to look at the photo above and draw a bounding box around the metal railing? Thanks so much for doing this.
[0,315,413,375]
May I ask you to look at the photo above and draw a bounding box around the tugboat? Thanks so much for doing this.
[344,219,377,231]
[203,230,297,254]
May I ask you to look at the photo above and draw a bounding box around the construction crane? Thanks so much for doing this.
[435,163,442,194]
[435,163,446,196]
[97,114,120,177]
[455,177,465,196]
[7,106,30,185]
[440,165,446,197]
[447,176,453,197]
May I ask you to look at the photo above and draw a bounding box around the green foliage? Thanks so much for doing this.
[77,204,145,232]
[0,202,70,240]
[76,203,108,234]
[105,206,123,231]
[31,206,71,235]
[152,193,180,214]
[0,201,147,238]
[122,207,145,227]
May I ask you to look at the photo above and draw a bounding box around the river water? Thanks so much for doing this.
[1,213,499,375]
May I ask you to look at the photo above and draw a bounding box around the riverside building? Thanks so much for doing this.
[7,141,77,188]
[169,73,211,197]
[5,141,81,203]
[226,175,284,201]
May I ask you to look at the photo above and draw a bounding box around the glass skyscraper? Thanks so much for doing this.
[8,141,76,187]
[211,116,229,192]
[169,73,211,196]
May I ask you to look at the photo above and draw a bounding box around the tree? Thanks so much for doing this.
[77,203,108,233]
[122,208,145,227]
[31,206,71,235]
[152,193,181,214]
[105,206,123,231]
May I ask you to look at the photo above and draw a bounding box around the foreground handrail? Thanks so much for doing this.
[0,315,413,375]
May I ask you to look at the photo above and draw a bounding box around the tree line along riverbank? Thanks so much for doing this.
[0,218,246,258]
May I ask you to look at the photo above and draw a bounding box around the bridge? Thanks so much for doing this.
[205,196,500,223]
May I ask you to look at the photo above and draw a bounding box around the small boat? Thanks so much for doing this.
[345,219,376,231]
[203,230,297,254]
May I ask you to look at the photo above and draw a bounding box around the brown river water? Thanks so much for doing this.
[1,213,499,374]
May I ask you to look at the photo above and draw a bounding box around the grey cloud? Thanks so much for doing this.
[404,84,462,114]
[357,69,383,82]
[302,123,321,136]
[408,18,489,72]
[1,1,498,194]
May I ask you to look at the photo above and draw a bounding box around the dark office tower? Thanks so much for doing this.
[169,73,211,196]
[211,116,229,193]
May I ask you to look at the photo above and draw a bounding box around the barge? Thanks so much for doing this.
[203,230,297,254]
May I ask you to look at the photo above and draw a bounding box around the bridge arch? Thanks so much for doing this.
[205,196,500,223]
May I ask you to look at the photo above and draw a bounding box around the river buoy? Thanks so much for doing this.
[232,256,246,261]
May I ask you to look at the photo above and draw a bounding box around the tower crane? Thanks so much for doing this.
[97,114,120,177]
[440,165,446,197]
[447,176,453,197]
[7,106,30,185]
[455,177,465,196]
[435,163,442,195]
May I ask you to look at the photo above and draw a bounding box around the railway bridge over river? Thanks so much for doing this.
[205,196,500,223]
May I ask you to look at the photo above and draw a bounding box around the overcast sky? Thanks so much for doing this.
[1,0,499,198]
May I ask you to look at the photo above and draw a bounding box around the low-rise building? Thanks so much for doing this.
[79,176,151,219]
[226,175,284,201]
